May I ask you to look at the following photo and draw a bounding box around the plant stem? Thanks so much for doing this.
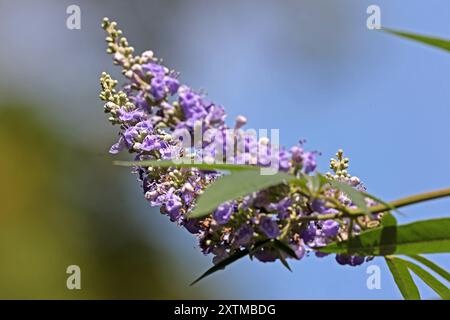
[348,187,450,216]
[297,212,343,222]
[297,187,450,223]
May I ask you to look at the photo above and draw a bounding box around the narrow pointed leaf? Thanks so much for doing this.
[385,257,420,300]
[278,255,292,272]
[273,239,297,259]
[190,249,249,286]
[409,255,450,282]
[395,258,450,300]
[190,240,269,285]
[114,159,257,171]
[189,170,295,219]
[321,218,450,256]
[328,179,370,215]
[383,28,450,53]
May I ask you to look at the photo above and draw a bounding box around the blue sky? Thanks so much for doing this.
[1,0,449,299]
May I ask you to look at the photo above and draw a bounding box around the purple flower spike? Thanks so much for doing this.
[99,19,379,269]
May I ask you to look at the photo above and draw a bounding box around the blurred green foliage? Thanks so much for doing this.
[0,102,208,299]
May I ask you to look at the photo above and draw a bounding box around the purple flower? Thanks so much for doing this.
[315,251,329,258]
[109,137,126,154]
[259,216,280,239]
[233,225,253,246]
[118,108,146,123]
[278,149,291,171]
[335,254,365,266]
[290,145,304,163]
[130,92,150,111]
[182,218,201,234]
[205,104,226,126]
[311,199,327,214]
[302,151,317,174]
[142,62,166,76]
[291,243,306,260]
[150,76,166,100]
[267,197,292,219]
[349,256,365,266]
[335,254,350,265]
[322,219,340,237]
[301,222,317,243]
[165,191,182,221]
[136,135,161,152]
[179,87,200,110]
[164,76,180,95]
[213,202,233,225]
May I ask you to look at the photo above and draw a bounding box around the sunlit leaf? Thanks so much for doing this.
[409,255,450,282]
[385,257,420,300]
[189,170,295,219]
[327,179,370,215]
[321,218,450,256]
[381,212,397,227]
[395,258,450,300]
[114,159,257,171]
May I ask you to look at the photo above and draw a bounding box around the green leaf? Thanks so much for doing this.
[385,257,420,300]
[327,178,396,216]
[190,240,269,285]
[278,255,292,272]
[272,239,297,259]
[383,28,450,53]
[189,170,295,219]
[321,218,450,256]
[381,212,397,227]
[409,255,450,282]
[328,179,370,215]
[310,173,328,194]
[395,258,450,300]
[114,159,257,171]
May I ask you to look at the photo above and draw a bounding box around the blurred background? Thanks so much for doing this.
[0,0,449,299]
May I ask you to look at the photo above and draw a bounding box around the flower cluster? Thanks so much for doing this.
[99,18,381,267]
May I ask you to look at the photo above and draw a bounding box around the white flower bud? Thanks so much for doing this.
[259,137,270,145]
[182,182,194,192]
[141,50,154,59]
[350,176,361,186]
[234,115,247,129]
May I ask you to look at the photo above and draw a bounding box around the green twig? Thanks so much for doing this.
[348,187,450,216]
